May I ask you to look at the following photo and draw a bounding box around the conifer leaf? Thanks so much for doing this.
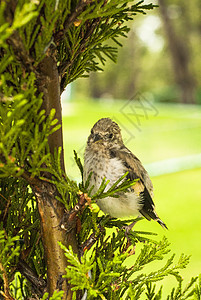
[0,1,199,298]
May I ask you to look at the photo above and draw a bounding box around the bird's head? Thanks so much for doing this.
[87,118,123,149]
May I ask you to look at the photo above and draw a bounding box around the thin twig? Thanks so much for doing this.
[17,260,47,296]
[0,262,15,300]
[54,0,94,44]
[7,32,36,74]
[60,192,90,233]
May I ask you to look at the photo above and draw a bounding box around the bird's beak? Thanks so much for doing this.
[93,133,102,143]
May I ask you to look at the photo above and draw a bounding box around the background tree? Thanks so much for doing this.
[74,0,200,104]
[88,28,139,100]
[0,1,200,300]
[158,0,197,104]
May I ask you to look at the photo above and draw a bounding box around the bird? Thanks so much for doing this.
[83,117,167,230]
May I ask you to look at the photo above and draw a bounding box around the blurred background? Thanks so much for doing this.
[67,0,201,104]
[61,0,201,295]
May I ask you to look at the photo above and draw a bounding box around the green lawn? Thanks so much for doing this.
[62,99,201,294]
[63,99,201,179]
[136,169,201,296]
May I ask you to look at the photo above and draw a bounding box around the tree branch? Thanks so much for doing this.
[34,53,79,299]
[17,260,47,297]
[21,170,44,191]
[54,0,94,45]
[36,54,65,172]
[34,188,74,298]
[59,18,101,77]
[7,32,36,74]
[0,262,15,300]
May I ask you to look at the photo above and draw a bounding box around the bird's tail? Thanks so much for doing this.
[139,187,168,229]
[156,217,168,230]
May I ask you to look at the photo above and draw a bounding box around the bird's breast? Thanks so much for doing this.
[84,148,142,218]
[84,148,126,193]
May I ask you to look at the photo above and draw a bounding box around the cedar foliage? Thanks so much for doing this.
[0,1,200,299]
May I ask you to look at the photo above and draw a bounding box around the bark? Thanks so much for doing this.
[35,185,69,296]
[37,54,65,171]
[158,0,196,104]
[34,54,78,299]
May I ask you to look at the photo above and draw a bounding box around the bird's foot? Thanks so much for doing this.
[122,222,137,246]
[120,222,137,250]
[123,221,137,234]
[122,217,143,233]
[121,217,143,245]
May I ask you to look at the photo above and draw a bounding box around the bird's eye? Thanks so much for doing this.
[108,133,113,139]
[91,129,94,135]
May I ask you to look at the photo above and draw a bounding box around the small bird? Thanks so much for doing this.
[83,118,167,230]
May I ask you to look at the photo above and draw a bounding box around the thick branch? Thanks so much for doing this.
[34,192,66,294]
[34,54,79,299]
[36,54,65,172]
[32,182,78,299]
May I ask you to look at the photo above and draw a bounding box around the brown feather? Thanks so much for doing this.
[132,180,144,196]
[110,146,154,197]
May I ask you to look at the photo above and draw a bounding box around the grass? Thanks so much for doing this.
[135,168,201,296]
[63,99,201,179]
[62,98,201,295]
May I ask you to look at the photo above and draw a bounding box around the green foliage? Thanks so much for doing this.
[194,274,201,300]
[0,177,45,297]
[0,0,157,95]
[12,3,38,30]
[41,290,64,300]
[73,0,200,103]
[57,0,157,90]
[0,0,200,299]
[42,148,79,209]
[0,88,77,296]
[66,153,200,299]
[60,234,198,299]
[0,74,60,178]
[0,230,20,278]
[0,1,38,46]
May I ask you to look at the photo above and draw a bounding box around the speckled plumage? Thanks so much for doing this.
[84,118,167,229]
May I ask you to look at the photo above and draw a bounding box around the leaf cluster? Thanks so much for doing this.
[66,153,201,300]
[0,82,77,297]
[0,177,45,297]
[0,231,20,279]
[0,1,200,299]
[57,0,157,91]
[0,74,60,178]
[60,233,198,300]
[0,0,156,94]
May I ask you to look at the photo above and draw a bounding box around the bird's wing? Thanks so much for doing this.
[110,146,153,195]
[110,147,156,220]
[110,146,167,229]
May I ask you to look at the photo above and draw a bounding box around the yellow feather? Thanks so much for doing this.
[132,181,144,196]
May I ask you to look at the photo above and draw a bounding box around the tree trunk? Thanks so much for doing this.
[34,54,78,299]
[158,0,196,104]
[89,72,103,99]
